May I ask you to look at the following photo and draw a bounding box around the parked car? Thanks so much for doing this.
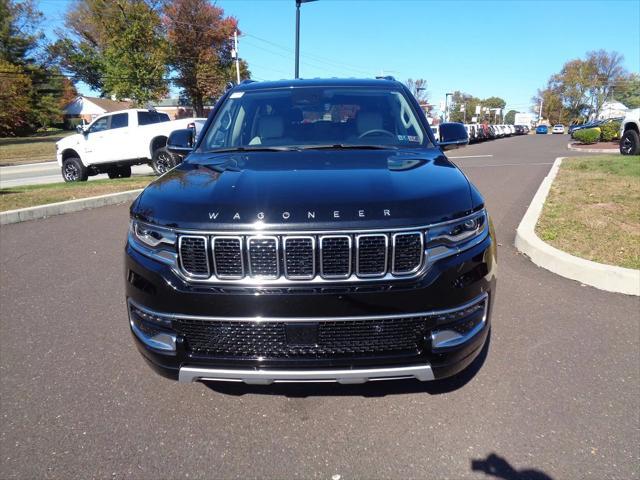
[536,125,548,134]
[56,109,207,181]
[552,124,565,134]
[619,108,640,155]
[126,77,496,385]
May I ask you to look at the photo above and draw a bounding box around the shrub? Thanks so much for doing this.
[600,121,621,142]
[574,128,601,145]
[64,117,83,130]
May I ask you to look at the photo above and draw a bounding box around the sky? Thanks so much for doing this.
[37,0,640,114]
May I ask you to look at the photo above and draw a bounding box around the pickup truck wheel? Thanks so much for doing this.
[108,166,132,179]
[152,147,176,175]
[62,157,88,182]
[620,129,640,155]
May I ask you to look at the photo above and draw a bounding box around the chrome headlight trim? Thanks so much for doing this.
[128,220,178,268]
[425,210,489,264]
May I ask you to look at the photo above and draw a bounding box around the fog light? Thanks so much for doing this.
[128,301,176,352]
[430,296,488,350]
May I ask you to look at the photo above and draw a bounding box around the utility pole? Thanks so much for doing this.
[233,30,240,84]
[538,98,543,125]
[445,92,453,122]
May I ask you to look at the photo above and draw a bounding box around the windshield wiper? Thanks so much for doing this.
[299,144,397,150]
[207,146,298,154]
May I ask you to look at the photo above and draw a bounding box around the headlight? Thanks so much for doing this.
[129,220,178,266]
[426,210,488,261]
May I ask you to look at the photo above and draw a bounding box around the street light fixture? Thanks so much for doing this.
[295,0,318,79]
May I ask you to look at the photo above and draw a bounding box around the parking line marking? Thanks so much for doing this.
[462,162,554,168]
[448,154,494,159]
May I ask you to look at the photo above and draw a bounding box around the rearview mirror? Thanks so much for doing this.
[438,122,469,151]
[167,128,195,155]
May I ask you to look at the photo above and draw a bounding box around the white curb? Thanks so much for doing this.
[0,189,143,225]
[515,157,640,296]
[567,142,619,154]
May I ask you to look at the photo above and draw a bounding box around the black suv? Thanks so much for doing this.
[125,78,497,385]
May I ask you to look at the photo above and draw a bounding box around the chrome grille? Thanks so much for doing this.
[178,236,209,277]
[212,237,244,279]
[320,236,351,278]
[177,230,427,283]
[248,237,279,278]
[356,234,388,277]
[392,232,423,274]
[283,236,315,279]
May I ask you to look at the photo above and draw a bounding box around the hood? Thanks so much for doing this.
[57,133,84,150]
[132,148,479,230]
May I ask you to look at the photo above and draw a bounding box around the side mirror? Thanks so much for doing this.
[76,124,86,134]
[438,122,469,151]
[167,128,195,155]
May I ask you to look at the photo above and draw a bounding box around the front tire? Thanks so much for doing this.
[62,157,88,182]
[151,147,176,175]
[620,129,640,155]
[107,166,132,179]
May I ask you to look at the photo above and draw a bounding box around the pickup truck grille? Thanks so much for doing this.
[172,316,432,358]
[178,230,424,283]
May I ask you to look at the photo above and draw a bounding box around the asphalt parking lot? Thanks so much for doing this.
[1,134,638,479]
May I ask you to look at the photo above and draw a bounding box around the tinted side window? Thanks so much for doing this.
[137,111,170,125]
[111,113,128,129]
[89,116,109,133]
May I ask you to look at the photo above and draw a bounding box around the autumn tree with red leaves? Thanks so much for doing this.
[164,0,250,116]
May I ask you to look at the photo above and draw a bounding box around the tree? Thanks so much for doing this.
[0,0,70,135]
[51,0,169,104]
[531,88,565,125]
[448,91,480,123]
[0,0,43,65]
[613,73,640,109]
[164,0,246,116]
[0,59,32,134]
[533,50,628,122]
[405,78,429,104]
[586,50,626,118]
[504,110,517,125]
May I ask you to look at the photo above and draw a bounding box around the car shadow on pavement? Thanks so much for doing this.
[471,453,554,480]
[203,332,490,398]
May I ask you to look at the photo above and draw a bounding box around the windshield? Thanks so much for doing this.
[199,86,431,152]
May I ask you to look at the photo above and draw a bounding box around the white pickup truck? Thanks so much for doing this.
[56,109,206,181]
[619,108,640,155]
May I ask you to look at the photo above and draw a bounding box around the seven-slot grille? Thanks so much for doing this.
[178,231,424,282]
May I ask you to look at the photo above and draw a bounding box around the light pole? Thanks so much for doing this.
[444,92,453,122]
[295,0,317,79]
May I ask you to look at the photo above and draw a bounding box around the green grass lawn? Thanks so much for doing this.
[0,131,74,166]
[536,155,640,269]
[0,176,155,212]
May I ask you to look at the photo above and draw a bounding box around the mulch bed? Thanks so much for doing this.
[570,141,619,150]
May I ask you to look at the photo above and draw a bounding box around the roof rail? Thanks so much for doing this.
[375,75,396,81]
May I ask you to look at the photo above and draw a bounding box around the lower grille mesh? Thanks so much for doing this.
[172,317,431,358]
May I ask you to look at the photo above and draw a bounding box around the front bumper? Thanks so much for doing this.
[125,232,496,384]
